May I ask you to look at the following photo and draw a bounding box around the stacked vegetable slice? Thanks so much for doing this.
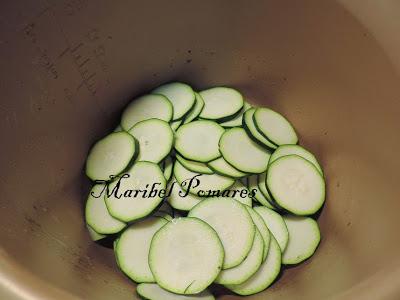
[83,82,325,299]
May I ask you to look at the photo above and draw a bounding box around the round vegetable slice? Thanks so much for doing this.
[188,197,255,269]
[153,82,195,120]
[199,87,244,120]
[219,128,271,173]
[207,157,247,178]
[248,175,275,209]
[282,216,321,265]
[129,119,173,164]
[85,184,126,234]
[170,119,183,132]
[215,229,263,285]
[267,155,325,215]
[116,216,168,283]
[253,206,289,252]
[242,108,277,149]
[149,217,224,294]
[121,94,173,131]
[166,179,203,211]
[228,181,252,207]
[161,156,174,182]
[219,101,252,127]
[176,154,214,175]
[174,161,235,195]
[175,120,224,163]
[257,173,280,210]
[137,283,215,300]
[269,144,323,175]
[105,161,166,222]
[85,131,136,181]
[226,235,281,296]
[183,92,205,124]
[86,225,106,241]
[245,207,271,261]
[254,107,298,145]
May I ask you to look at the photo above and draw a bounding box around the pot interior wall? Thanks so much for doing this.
[1,0,400,299]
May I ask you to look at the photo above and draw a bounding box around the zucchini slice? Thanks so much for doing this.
[115,216,169,283]
[176,154,214,175]
[199,87,244,120]
[242,108,277,149]
[161,156,174,182]
[219,128,271,173]
[86,225,106,241]
[153,82,195,120]
[175,120,224,163]
[207,157,247,178]
[269,144,323,175]
[183,92,205,124]
[188,197,255,269]
[253,107,298,145]
[166,179,203,211]
[248,175,275,209]
[253,206,289,252]
[105,161,166,222]
[215,229,264,285]
[136,283,215,300]
[174,161,235,195]
[149,217,224,294]
[219,101,252,127]
[282,216,321,265]
[267,155,325,215]
[85,131,136,181]
[228,181,252,207]
[121,94,173,131]
[245,207,271,261]
[129,119,173,164]
[85,184,126,234]
[170,119,183,131]
[226,235,281,296]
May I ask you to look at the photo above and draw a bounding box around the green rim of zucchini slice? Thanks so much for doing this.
[247,175,275,210]
[189,197,255,269]
[242,108,277,149]
[136,283,215,300]
[176,154,214,174]
[219,101,252,127]
[85,131,136,181]
[175,120,224,163]
[199,87,244,120]
[166,179,203,211]
[246,206,271,261]
[129,119,174,164]
[219,127,271,173]
[121,94,173,131]
[149,217,224,294]
[152,82,195,120]
[183,92,205,124]
[207,157,247,178]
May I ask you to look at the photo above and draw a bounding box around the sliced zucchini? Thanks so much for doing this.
[269,144,323,175]
[121,94,173,131]
[207,157,247,178]
[199,87,244,120]
[254,107,298,145]
[228,181,252,207]
[215,229,263,285]
[242,108,277,149]
[129,119,173,164]
[226,235,281,296]
[166,179,203,211]
[170,119,183,131]
[116,216,169,283]
[174,161,235,195]
[136,283,215,300]
[183,92,205,124]
[282,216,321,265]
[153,82,195,120]
[257,173,279,209]
[219,128,271,173]
[219,101,252,127]
[114,124,123,132]
[188,197,255,269]
[245,207,271,261]
[267,155,325,215]
[105,161,166,222]
[253,206,289,252]
[161,156,174,182]
[248,175,275,209]
[85,184,126,234]
[175,120,224,163]
[149,217,224,294]
[85,131,136,181]
[176,154,214,175]
[86,225,106,241]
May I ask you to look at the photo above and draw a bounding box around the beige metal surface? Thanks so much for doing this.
[1,0,400,299]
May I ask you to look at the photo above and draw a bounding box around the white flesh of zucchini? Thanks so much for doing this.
[137,283,215,300]
[245,206,271,261]
[176,154,214,175]
[183,92,205,124]
[166,179,203,211]
[207,157,247,178]
[242,108,277,149]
